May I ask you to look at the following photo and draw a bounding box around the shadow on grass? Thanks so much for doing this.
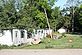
[68,32,82,35]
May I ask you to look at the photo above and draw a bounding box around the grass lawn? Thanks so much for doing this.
[0,34,82,49]
[13,34,82,49]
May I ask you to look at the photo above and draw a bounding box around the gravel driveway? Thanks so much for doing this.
[0,49,82,55]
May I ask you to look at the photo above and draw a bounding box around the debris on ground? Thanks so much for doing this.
[26,37,41,45]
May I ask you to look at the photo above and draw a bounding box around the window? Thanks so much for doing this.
[0,30,4,37]
[42,30,43,33]
[21,30,25,38]
[27,32,32,39]
[15,31,18,37]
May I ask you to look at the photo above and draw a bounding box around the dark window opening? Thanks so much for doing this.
[0,30,4,37]
[42,30,43,33]
[27,32,32,39]
[15,31,18,37]
[21,30,25,38]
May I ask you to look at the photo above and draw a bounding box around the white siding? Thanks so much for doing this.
[0,30,13,46]
[13,29,28,45]
[33,29,52,38]
[13,29,21,45]
[0,29,28,46]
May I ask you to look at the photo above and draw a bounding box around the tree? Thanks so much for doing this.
[35,0,57,38]
[0,0,20,29]
[19,0,57,30]
[51,7,62,32]
[61,7,72,32]
[66,0,81,32]
[79,4,82,25]
[16,1,37,31]
[78,4,82,32]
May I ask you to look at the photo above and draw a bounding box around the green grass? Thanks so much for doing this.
[13,35,82,49]
[0,34,82,49]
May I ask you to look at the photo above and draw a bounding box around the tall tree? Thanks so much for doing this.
[78,4,82,32]
[19,0,57,31]
[61,7,72,32]
[16,0,36,31]
[66,0,81,32]
[0,0,20,29]
[35,0,57,37]
[51,7,62,32]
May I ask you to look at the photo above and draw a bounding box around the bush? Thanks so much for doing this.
[9,45,17,49]
[62,33,66,37]
[0,44,9,49]
[0,44,17,49]
[80,36,82,38]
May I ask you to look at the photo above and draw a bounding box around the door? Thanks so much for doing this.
[14,31,19,45]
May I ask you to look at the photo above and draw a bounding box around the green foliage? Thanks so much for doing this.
[0,0,82,32]
[79,4,82,25]
[0,0,20,29]
[35,11,47,28]
[0,44,18,49]
[0,44,9,49]
[51,7,62,31]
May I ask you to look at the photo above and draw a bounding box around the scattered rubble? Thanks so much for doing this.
[26,37,41,45]
[32,37,41,44]
[52,34,62,39]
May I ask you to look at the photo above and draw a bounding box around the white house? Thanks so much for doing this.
[0,28,53,46]
[0,29,27,46]
[33,29,52,38]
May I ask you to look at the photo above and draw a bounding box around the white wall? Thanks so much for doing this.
[13,29,21,45]
[33,29,52,38]
[20,30,27,43]
[0,29,28,46]
[13,29,28,45]
[0,30,13,46]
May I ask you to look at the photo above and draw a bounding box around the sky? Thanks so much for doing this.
[54,0,82,9]
[54,0,67,9]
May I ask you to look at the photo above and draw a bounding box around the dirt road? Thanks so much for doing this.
[0,49,82,55]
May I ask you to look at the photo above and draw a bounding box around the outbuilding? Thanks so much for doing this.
[0,29,27,46]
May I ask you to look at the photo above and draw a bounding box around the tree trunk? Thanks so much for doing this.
[55,20,56,32]
[72,2,75,32]
[44,8,52,38]
[55,24,56,32]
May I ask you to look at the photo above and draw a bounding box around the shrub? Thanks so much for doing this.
[0,44,9,49]
[0,44,17,49]
[62,33,66,37]
[80,36,82,38]
[9,45,17,49]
